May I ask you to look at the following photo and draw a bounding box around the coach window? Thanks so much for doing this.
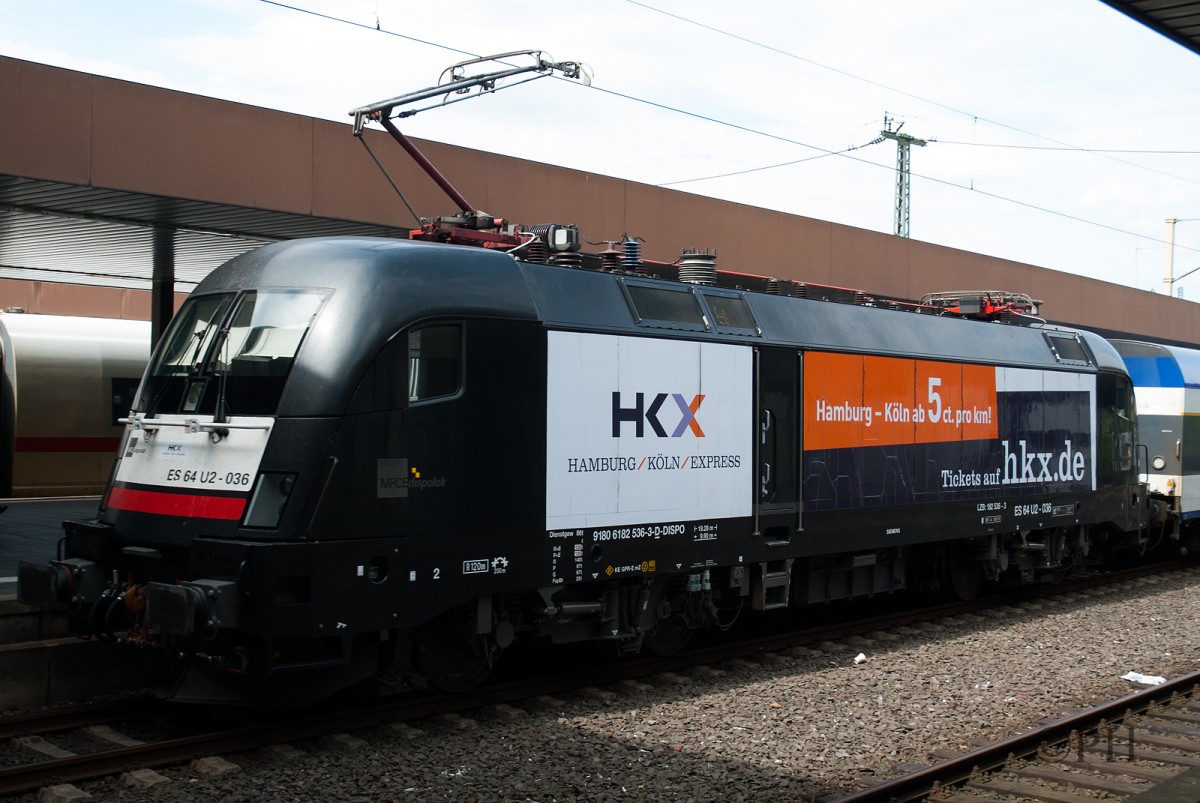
[408,324,462,402]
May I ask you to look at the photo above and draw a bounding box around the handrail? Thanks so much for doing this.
[118,415,270,432]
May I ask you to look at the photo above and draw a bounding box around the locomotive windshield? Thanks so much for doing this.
[136,290,325,418]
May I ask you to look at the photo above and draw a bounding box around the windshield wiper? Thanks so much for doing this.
[211,326,232,425]
[185,327,212,374]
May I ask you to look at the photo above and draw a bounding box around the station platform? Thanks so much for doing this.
[0,497,100,596]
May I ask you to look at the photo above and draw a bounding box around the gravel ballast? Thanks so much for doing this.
[19,568,1200,802]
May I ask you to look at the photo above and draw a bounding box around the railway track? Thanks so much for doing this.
[838,670,1200,801]
[0,560,1191,797]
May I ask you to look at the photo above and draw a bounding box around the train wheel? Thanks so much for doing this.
[947,545,984,601]
[416,612,494,693]
[642,615,694,657]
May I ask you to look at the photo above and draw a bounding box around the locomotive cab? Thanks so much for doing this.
[109,289,326,534]
[19,240,556,702]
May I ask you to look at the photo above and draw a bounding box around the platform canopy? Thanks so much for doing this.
[0,176,408,292]
[1101,0,1200,56]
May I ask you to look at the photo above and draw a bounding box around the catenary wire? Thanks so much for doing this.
[579,83,1200,254]
[658,138,884,186]
[260,0,1200,257]
[938,141,1200,154]
[623,0,1199,186]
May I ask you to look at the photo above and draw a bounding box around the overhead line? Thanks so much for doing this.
[259,0,478,58]
[658,150,844,186]
[580,83,851,159]
[583,81,1200,253]
[657,138,885,186]
[261,0,1200,257]
[623,0,1199,185]
[939,141,1200,154]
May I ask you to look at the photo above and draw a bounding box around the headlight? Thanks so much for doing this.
[242,472,296,528]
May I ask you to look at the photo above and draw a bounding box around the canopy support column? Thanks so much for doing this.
[151,227,175,348]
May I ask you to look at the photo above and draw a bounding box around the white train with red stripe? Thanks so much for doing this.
[0,312,148,498]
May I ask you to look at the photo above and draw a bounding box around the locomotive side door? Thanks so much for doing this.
[756,347,800,541]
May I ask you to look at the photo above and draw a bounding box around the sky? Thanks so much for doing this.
[3,0,1200,297]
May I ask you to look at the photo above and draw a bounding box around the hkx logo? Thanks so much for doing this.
[612,392,706,438]
[160,442,187,458]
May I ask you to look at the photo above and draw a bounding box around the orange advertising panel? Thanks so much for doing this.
[864,355,915,447]
[804,352,998,451]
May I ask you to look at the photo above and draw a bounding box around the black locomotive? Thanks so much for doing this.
[16,59,1156,703]
[18,228,1152,703]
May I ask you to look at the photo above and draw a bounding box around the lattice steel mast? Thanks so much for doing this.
[880,114,927,238]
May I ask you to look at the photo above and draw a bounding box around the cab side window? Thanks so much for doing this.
[1097,372,1137,484]
[408,325,462,403]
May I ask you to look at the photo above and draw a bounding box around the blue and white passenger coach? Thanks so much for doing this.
[1113,339,1200,535]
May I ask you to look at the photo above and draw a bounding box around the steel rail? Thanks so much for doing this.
[0,696,158,741]
[0,560,1191,795]
[835,669,1200,801]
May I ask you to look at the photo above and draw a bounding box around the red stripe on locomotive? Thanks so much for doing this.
[107,486,247,520]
